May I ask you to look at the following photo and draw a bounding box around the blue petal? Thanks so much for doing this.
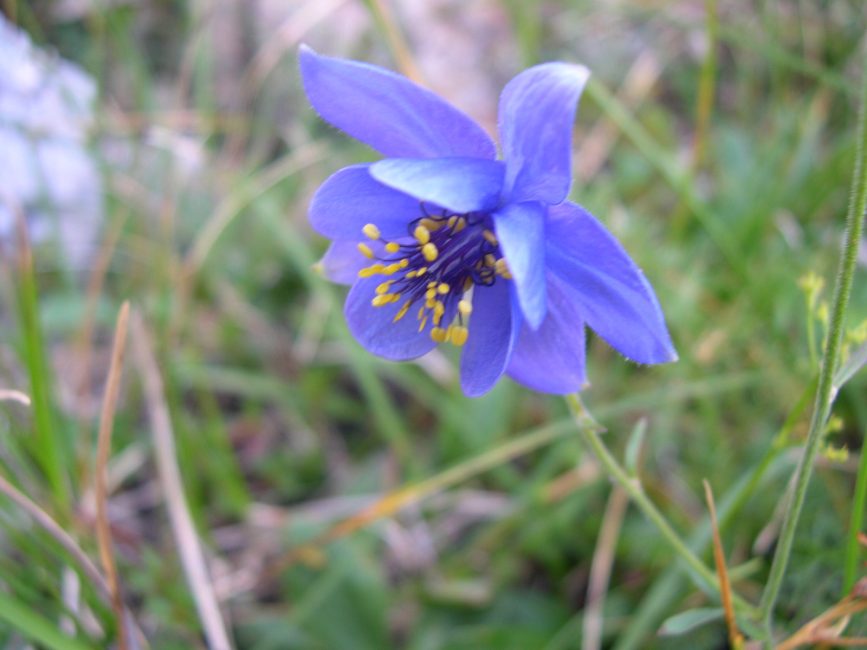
[492,201,547,329]
[498,62,589,205]
[507,275,587,394]
[344,277,436,360]
[309,164,420,240]
[546,202,677,364]
[318,240,368,285]
[460,279,521,397]
[300,45,496,159]
[370,158,504,214]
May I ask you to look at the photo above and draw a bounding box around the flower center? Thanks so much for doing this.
[356,209,512,346]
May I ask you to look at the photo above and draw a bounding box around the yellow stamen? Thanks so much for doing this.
[375,281,393,295]
[447,215,458,229]
[385,242,400,253]
[420,218,442,231]
[418,316,428,332]
[422,242,438,262]
[399,258,409,268]
[433,301,445,325]
[453,217,467,233]
[414,225,431,245]
[458,299,472,316]
[437,283,449,295]
[484,254,496,267]
[483,229,498,245]
[393,301,411,322]
[430,327,448,343]
[416,266,427,276]
[357,242,375,259]
[362,223,381,240]
[450,325,469,346]
[495,258,512,279]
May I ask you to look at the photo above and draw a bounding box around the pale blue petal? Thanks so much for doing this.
[460,280,521,397]
[492,201,547,329]
[507,275,587,394]
[318,240,367,285]
[309,164,420,240]
[546,202,677,364]
[344,277,436,360]
[498,62,589,205]
[370,158,504,214]
[300,45,496,159]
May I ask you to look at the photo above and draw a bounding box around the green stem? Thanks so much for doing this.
[565,394,759,620]
[758,50,867,634]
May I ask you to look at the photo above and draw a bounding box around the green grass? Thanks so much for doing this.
[1,0,867,648]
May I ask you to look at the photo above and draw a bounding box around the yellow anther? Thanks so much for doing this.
[425,297,437,309]
[458,299,472,316]
[406,270,417,279]
[418,316,428,332]
[427,281,437,288]
[430,327,448,343]
[376,281,393,295]
[420,218,442,231]
[447,215,458,228]
[483,229,498,245]
[383,263,404,275]
[463,278,474,291]
[372,295,390,307]
[362,223,381,240]
[453,217,467,233]
[416,267,428,277]
[437,283,450,295]
[450,325,469,346]
[358,268,373,278]
[357,242,375,259]
[414,225,431,245]
[495,258,512,279]
[399,259,409,268]
[425,288,437,300]
[433,301,446,325]
[484,254,496,267]
[393,301,411,322]
[422,242,438,262]
[385,242,400,253]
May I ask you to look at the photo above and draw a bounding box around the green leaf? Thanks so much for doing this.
[0,593,95,650]
[658,608,724,637]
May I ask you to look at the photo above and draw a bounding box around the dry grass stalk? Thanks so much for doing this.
[94,301,130,650]
[129,309,235,650]
[703,479,744,650]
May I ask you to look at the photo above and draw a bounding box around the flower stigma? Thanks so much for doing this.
[356,208,513,346]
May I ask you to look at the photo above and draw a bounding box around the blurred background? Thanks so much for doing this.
[1,0,866,648]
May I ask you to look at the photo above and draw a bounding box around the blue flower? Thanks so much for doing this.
[300,46,677,396]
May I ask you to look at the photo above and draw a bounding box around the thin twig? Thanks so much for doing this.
[703,480,743,649]
[94,301,130,650]
[129,310,234,650]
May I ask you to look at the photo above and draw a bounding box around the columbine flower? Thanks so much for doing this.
[300,46,676,396]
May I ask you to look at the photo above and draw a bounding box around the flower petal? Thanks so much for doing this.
[546,202,677,364]
[309,164,419,240]
[498,62,589,205]
[344,277,437,360]
[370,157,504,214]
[460,279,521,397]
[318,240,368,285]
[300,45,496,159]
[507,275,587,394]
[492,201,547,329]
